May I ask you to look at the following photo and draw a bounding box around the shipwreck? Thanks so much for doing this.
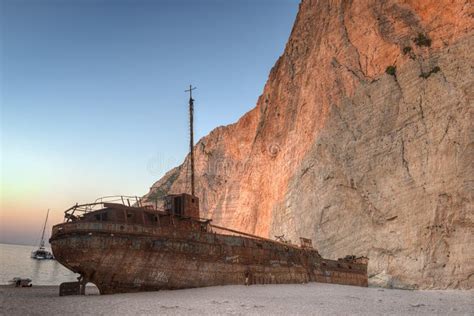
[50,87,368,295]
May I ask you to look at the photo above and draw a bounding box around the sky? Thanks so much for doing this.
[0,0,299,245]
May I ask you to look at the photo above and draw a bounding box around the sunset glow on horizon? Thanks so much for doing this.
[0,0,299,245]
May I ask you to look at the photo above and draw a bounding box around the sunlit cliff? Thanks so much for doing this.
[144,0,473,289]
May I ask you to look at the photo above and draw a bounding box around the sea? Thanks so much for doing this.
[0,243,78,285]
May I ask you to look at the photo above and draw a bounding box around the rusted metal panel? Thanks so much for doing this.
[59,282,81,296]
[299,237,313,249]
[164,194,200,218]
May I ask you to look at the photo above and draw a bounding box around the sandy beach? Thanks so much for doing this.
[1,283,472,315]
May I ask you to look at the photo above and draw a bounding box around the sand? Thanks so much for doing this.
[0,283,472,315]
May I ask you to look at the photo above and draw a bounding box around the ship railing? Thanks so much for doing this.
[209,224,302,250]
[64,195,145,222]
[92,195,142,207]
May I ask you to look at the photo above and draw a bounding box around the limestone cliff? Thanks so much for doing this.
[144,0,474,289]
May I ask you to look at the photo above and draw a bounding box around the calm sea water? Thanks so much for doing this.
[0,243,78,285]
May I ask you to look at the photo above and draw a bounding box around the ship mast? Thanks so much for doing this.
[185,85,196,196]
[39,209,49,249]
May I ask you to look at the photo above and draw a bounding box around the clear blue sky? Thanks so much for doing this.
[0,0,299,244]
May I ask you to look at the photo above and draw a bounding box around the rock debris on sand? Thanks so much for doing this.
[1,283,473,315]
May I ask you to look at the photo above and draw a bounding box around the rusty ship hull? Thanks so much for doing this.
[50,195,368,294]
[51,223,368,294]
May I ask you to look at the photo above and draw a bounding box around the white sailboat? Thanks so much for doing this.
[31,209,54,260]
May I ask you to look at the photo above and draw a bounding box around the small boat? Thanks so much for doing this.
[9,277,32,287]
[31,209,54,260]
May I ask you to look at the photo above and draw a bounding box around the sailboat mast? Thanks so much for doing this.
[40,209,49,248]
[185,85,196,196]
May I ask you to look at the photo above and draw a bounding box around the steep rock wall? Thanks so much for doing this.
[144,0,473,289]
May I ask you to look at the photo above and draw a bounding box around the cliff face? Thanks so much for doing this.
[144,0,474,289]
